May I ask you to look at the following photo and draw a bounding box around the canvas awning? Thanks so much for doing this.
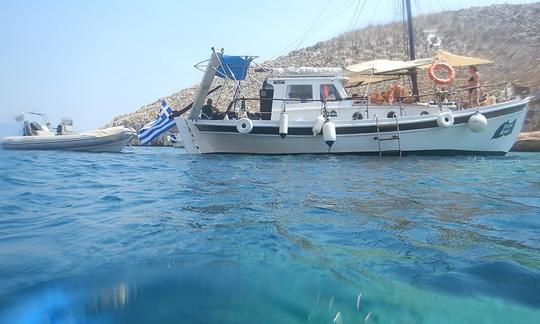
[344,58,433,87]
[345,58,433,75]
[432,50,493,67]
[345,74,401,87]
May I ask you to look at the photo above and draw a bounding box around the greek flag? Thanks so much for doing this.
[138,100,176,145]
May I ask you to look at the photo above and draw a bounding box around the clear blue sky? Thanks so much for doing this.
[0,0,534,132]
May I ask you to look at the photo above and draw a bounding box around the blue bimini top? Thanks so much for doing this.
[215,55,254,81]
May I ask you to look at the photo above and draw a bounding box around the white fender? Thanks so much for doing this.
[468,112,488,133]
[236,118,253,134]
[436,112,454,127]
[279,111,288,139]
[312,115,325,135]
[323,121,336,148]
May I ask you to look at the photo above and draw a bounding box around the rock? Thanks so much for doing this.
[511,131,540,152]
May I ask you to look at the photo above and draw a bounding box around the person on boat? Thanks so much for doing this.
[201,98,220,119]
[479,88,497,106]
[320,84,337,101]
[463,65,480,108]
[369,92,385,105]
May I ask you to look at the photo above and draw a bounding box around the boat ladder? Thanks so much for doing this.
[374,116,402,157]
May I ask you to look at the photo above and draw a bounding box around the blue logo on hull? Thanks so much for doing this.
[492,119,517,139]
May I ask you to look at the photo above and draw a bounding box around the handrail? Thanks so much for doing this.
[222,81,511,114]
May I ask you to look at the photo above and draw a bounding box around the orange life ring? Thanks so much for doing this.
[428,63,456,85]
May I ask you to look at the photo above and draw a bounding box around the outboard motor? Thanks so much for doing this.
[57,124,66,135]
[23,121,34,136]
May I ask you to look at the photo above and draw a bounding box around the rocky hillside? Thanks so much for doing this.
[107,2,540,137]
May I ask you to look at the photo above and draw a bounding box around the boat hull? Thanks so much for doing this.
[176,99,529,155]
[1,126,135,153]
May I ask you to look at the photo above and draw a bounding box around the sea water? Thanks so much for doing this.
[0,147,539,323]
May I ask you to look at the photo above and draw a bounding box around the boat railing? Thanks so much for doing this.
[225,97,334,117]
[423,81,510,110]
[222,81,512,119]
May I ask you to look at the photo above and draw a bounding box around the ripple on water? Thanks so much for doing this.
[0,148,539,322]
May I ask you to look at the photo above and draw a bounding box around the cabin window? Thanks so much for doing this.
[287,85,313,103]
[320,84,341,101]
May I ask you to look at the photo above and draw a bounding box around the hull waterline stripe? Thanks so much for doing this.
[205,149,508,156]
[195,104,526,135]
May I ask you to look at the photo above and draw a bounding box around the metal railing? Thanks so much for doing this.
[212,81,512,119]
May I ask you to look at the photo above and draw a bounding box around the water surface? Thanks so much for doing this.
[0,147,539,323]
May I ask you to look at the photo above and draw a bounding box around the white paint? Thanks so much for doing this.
[236,118,253,134]
[436,112,454,127]
[312,115,325,135]
[468,112,488,133]
[323,121,336,148]
[279,111,288,138]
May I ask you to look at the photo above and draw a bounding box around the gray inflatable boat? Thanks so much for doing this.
[2,121,135,152]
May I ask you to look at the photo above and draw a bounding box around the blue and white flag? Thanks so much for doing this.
[138,100,176,145]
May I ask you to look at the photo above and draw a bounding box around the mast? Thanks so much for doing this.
[189,48,221,120]
[405,0,420,101]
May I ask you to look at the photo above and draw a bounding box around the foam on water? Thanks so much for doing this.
[0,147,539,323]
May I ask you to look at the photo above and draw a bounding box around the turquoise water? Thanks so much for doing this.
[0,147,539,323]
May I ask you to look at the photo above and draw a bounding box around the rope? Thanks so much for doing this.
[272,0,334,58]
[347,0,367,32]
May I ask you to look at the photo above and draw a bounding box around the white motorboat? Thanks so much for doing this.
[174,49,529,156]
[2,112,135,153]
[167,133,185,148]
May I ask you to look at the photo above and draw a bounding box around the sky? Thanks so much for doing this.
[0,0,535,133]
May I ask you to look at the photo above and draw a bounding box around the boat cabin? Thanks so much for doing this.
[260,76,348,121]
[255,74,449,122]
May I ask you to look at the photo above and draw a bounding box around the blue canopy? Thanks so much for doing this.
[215,55,254,81]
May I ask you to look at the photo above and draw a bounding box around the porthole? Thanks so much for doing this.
[420,111,429,115]
[387,111,397,118]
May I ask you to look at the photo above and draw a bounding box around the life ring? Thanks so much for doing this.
[428,63,455,85]
[427,34,441,47]
[236,118,253,134]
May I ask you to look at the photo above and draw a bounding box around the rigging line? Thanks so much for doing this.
[271,0,335,58]
[433,0,447,12]
[294,0,335,50]
[307,0,360,45]
[347,0,362,32]
[347,0,365,32]
[302,0,357,42]
[350,0,368,32]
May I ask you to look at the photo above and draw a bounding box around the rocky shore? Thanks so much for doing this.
[512,131,540,152]
[106,3,539,147]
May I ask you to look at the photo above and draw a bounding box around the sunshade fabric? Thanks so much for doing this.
[344,58,433,86]
[345,58,433,75]
[431,50,493,67]
[215,55,254,80]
